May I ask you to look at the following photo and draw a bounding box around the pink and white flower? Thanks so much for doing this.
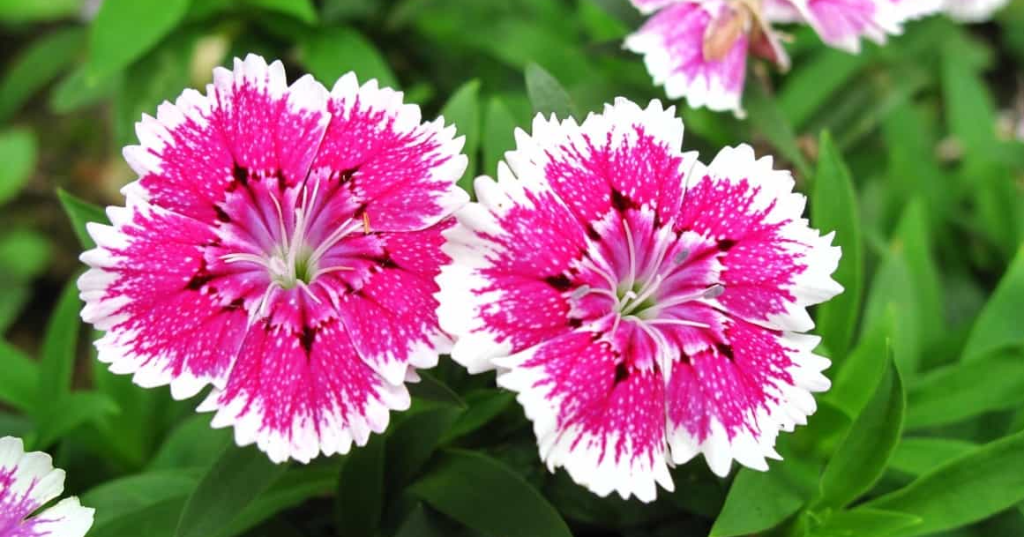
[765,0,904,53]
[625,0,791,115]
[438,98,842,501]
[0,437,94,537]
[78,55,468,463]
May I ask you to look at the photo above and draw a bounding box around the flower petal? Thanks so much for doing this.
[79,197,249,400]
[0,437,94,537]
[202,319,410,463]
[22,498,95,537]
[628,0,677,15]
[625,1,749,113]
[123,54,331,224]
[495,329,674,502]
[509,98,694,227]
[309,73,469,233]
[334,221,454,385]
[675,145,843,333]
[439,165,585,374]
[783,0,903,53]
[666,319,830,476]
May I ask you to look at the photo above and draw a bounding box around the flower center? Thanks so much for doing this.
[218,178,361,320]
[569,216,724,332]
[267,243,315,290]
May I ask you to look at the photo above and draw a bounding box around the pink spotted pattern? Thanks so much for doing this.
[438,98,842,501]
[0,438,93,537]
[79,55,468,463]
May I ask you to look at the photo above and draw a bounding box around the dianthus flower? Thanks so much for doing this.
[1,437,93,537]
[438,98,842,501]
[624,0,791,115]
[79,55,468,463]
[764,0,902,53]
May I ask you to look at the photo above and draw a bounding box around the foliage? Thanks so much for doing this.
[2,0,1024,536]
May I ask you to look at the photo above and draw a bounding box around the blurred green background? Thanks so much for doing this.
[2,0,1024,536]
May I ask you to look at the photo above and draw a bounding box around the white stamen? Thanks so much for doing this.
[655,283,726,310]
[623,219,637,289]
[648,318,712,329]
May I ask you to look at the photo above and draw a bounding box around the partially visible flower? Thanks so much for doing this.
[625,0,790,115]
[942,0,1010,22]
[765,0,903,53]
[438,98,842,501]
[0,437,94,537]
[79,55,468,463]
[887,0,943,21]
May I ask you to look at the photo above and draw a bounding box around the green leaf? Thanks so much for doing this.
[828,308,892,418]
[0,28,85,122]
[37,280,82,408]
[300,27,397,89]
[244,0,316,23]
[963,246,1024,361]
[411,449,572,537]
[49,66,122,114]
[34,392,121,449]
[408,371,467,408]
[0,285,29,334]
[778,49,868,129]
[482,96,518,176]
[811,131,863,360]
[90,497,185,537]
[335,434,386,537]
[442,390,516,443]
[440,80,481,194]
[0,229,51,280]
[744,80,811,178]
[58,188,111,249]
[175,446,288,537]
[525,63,577,119]
[862,428,1024,536]
[0,339,39,411]
[83,471,201,535]
[893,200,944,345]
[149,415,233,470]
[941,37,998,159]
[88,0,192,81]
[808,509,922,537]
[710,456,819,537]
[387,406,463,490]
[0,127,37,205]
[905,350,1024,429]
[889,438,977,477]
[862,250,922,378]
[216,464,341,537]
[818,357,905,509]
[395,504,475,537]
[0,0,78,23]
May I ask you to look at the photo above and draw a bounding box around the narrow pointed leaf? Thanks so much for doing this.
[862,429,1024,536]
[175,446,288,537]
[411,449,571,537]
[525,63,577,120]
[818,357,905,508]
[811,131,863,361]
[963,246,1024,361]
